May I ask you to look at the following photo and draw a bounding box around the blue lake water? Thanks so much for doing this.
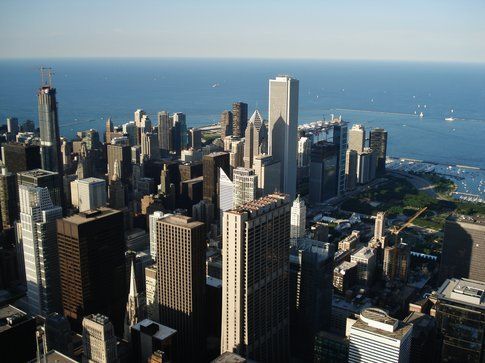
[0,58,484,168]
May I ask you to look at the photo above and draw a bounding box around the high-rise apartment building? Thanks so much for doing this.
[141,132,160,161]
[232,102,248,138]
[188,128,202,149]
[57,208,126,333]
[439,214,485,283]
[156,215,206,361]
[351,246,376,286]
[229,139,245,174]
[348,124,365,153]
[19,184,63,315]
[253,154,281,197]
[290,195,306,238]
[357,147,377,184]
[383,243,410,282]
[332,119,348,195]
[433,278,485,363]
[82,314,118,363]
[70,177,107,212]
[221,193,290,362]
[333,261,358,293]
[369,128,388,176]
[374,211,386,241]
[203,152,230,211]
[172,112,188,151]
[220,110,233,139]
[348,308,412,363]
[232,167,257,208]
[268,76,299,199]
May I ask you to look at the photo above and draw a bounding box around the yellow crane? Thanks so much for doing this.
[390,207,428,244]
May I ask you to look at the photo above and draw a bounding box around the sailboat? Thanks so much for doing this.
[419,112,424,118]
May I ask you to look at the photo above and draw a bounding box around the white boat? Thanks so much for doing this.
[445,117,455,121]
[211,83,220,88]
[419,112,424,118]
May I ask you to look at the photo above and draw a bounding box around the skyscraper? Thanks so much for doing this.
[309,141,338,202]
[253,154,281,196]
[38,75,63,175]
[374,211,386,241]
[348,308,412,363]
[0,169,18,229]
[345,149,358,191]
[232,167,257,208]
[57,208,126,334]
[172,112,188,152]
[18,169,63,208]
[231,102,248,138]
[290,195,306,238]
[19,184,63,315]
[156,215,206,361]
[439,214,485,283]
[220,110,233,139]
[332,119,348,195]
[433,278,485,363]
[141,132,161,161]
[203,152,230,211]
[219,168,234,219]
[268,75,299,199]
[145,265,159,322]
[82,314,118,363]
[221,193,290,362]
[348,124,365,153]
[243,110,267,169]
[369,127,388,176]
[157,111,172,156]
[148,211,169,261]
[1,142,41,174]
[6,116,19,135]
[107,144,132,183]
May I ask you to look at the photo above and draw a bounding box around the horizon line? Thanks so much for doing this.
[1,56,484,65]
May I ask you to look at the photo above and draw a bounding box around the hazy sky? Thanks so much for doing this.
[1,0,484,62]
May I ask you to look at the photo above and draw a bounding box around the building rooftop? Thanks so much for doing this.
[159,214,204,229]
[85,313,111,325]
[28,350,77,363]
[132,319,176,341]
[353,308,412,340]
[0,305,30,334]
[205,151,229,158]
[211,352,247,363]
[334,261,358,274]
[78,177,105,184]
[206,276,222,288]
[436,278,485,308]
[290,238,333,264]
[227,193,288,217]
[62,207,120,225]
[18,168,57,178]
[332,295,373,313]
[351,246,375,260]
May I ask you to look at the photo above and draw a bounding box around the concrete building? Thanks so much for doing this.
[233,167,257,208]
[351,247,376,286]
[19,184,63,316]
[148,211,170,261]
[383,243,410,282]
[141,132,160,161]
[0,169,17,229]
[229,138,245,173]
[253,154,281,196]
[70,177,107,212]
[220,110,233,139]
[44,312,73,357]
[338,230,360,251]
[156,215,206,361]
[348,124,365,153]
[290,195,306,238]
[357,147,377,184]
[289,238,334,360]
[370,128,388,176]
[0,305,37,363]
[82,314,118,363]
[232,102,248,138]
[268,76,299,199]
[348,308,412,363]
[434,278,485,363]
[333,261,358,293]
[203,152,230,212]
[107,144,132,183]
[221,193,290,362]
[1,142,41,174]
[374,211,386,241]
[439,214,485,283]
[131,319,176,363]
[57,208,126,334]
[157,111,172,156]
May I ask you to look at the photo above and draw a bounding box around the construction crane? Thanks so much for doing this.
[390,207,428,244]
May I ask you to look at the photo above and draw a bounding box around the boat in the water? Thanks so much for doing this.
[419,112,424,118]
[445,117,455,121]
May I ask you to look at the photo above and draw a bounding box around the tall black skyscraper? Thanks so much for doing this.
[369,128,388,175]
[38,68,65,209]
[232,102,248,138]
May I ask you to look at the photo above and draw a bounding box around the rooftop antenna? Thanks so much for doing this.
[40,67,54,87]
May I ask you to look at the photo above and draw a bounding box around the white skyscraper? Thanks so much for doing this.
[221,193,290,362]
[19,184,63,316]
[218,167,234,218]
[268,75,299,199]
[348,124,365,153]
[374,211,386,240]
[297,137,311,167]
[70,177,107,212]
[253,154,281,197]
[232,167,258,208]
[148,211,171,261]
[290,195,306,238]
[349,308,412,363]
[141,132,160,160]
[82,314,118,363]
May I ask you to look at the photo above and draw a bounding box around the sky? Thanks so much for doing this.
[1,0,484,63]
